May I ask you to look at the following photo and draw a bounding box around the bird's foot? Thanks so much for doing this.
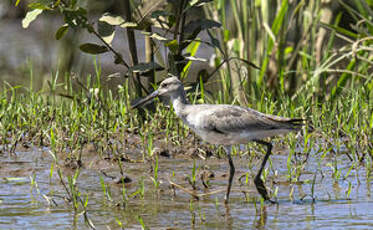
[266,199,278,205]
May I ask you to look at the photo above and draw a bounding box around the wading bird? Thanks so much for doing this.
[132,77,305,203]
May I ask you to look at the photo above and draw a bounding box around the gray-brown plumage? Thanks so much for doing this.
[132,77,305,203]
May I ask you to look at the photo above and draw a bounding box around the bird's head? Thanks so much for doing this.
[131,77,184,109]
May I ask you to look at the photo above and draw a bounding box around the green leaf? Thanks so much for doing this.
[79,43,108,54]
[184,19,221,33]
[271,0,288,34]
[141,32,169,41]
[189,0,213,7]
[320,22,358,39]
[128,62,164,74]
[15,0,21,7]
[99,13,139,28]
[99,13,125,26]
[166,40,179,54]
[119,22,138,28]
[55,24,69,40]
[223,29,230,42]
[284,46,293,56]
[27,2,51,10]
[186,40,201,57]
[182,41,202,79]
[75,7,87,16]
[98,21,115,44]
[22,9,43,29]
[207,30,223,53]
[71,0,77,8]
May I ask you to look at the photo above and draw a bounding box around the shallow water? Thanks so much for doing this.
[0,145,372,229]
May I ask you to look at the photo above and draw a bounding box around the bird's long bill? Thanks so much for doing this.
[131,90,159,109]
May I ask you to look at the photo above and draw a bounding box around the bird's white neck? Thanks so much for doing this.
[170,91,187,117]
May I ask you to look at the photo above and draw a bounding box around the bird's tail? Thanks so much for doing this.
[285,118,314,133]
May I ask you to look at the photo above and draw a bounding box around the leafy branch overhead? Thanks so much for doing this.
[19,0,221,82]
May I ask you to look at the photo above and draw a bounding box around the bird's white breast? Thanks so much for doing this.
[183,109,211,129]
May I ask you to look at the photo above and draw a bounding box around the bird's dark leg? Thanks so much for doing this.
[254,140,275,203]
[224,146,235,204]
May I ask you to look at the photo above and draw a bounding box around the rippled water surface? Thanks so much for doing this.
[0,145,372,229]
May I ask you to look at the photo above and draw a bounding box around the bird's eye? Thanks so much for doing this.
[163,83,168,87]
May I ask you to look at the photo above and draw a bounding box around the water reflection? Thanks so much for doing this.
[224,203,233,230]
[254,206,267,229]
